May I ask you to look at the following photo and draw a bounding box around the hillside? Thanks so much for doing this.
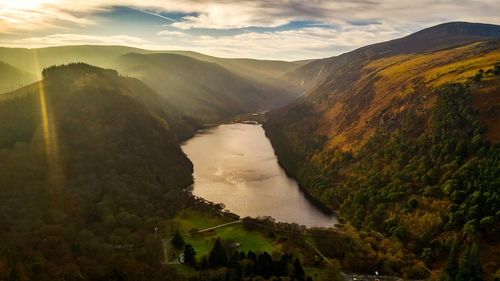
[0,45,300,81]
[265,22,500,278]
[0,46,301,129]
[157,50,301,83]
[286,22,500,90]
[0,63,193,280]
[111,53,300,125]
[0,61,36,93]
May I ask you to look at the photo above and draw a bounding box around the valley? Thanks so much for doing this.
[0,20,498,281]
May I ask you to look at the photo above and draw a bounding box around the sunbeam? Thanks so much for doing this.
[31,49,64,207]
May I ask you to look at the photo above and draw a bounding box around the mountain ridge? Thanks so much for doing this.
[286,21,500,90]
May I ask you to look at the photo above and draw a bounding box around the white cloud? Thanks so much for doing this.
[157,30,187,37]
[0,1,499,59]
[153,25,401,60]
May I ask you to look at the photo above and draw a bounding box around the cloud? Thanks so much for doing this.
[0,3,95,33]
[0,0,499,59]
[155,24,401,60]
[157,30,186,37]
[2,1,500,32]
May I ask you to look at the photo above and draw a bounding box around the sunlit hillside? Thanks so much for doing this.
[111,53,300,125]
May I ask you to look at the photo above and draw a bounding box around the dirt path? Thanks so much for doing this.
[197,220,243,233]
[304,239,333,266]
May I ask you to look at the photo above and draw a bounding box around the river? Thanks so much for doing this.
[181,123,337,228]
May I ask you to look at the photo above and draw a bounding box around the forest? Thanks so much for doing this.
[265,68,500,280]
[0,63,194,280]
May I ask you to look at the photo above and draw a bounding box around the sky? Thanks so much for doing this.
[0,0,499,60]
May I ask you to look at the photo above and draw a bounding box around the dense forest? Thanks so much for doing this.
[0,63,194,280]
[265,68,500,279]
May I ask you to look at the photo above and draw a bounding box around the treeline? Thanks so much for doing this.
[172,231,314,281]
[42,63,119,79]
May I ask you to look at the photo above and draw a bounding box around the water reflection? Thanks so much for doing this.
[181,123,337,227]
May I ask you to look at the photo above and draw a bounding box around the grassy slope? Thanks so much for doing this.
[168,209,280,259]
[277,40,500,152]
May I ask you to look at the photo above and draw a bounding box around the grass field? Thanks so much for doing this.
[167,208,281,260]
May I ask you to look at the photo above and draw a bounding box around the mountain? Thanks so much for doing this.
[0,45,151,73]
[0,63,193,280]
[0,46,301,130]
[156,50,301,82]
[0,61,36,93]
[111,53,301,125]
[265,22,500,276]
[286,22,500,90]
[271,22,500,151]
[0,45,301,83]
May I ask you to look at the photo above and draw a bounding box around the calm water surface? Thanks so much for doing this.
[181,123,337,227]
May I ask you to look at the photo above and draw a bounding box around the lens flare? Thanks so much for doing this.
[31,50,63,207]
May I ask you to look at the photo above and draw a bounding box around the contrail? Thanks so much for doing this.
[130,7,177,22]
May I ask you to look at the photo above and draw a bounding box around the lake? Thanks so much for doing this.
[181,123,337,228]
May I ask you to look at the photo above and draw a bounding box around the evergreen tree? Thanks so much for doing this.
[171,229,185,250]
[184,244,197,266]
[444,239,459,280]
[208,238,227,268]
[200,257,209,270]
[247,250,257,263]
[257,252,273,278]
[293,258,305,281]
[456,243,483,281]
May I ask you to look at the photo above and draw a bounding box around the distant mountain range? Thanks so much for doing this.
[0,45,302,137]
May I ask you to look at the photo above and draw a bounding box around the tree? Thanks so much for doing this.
[171,229,185,250]
[293,258,305,281]
[444,239,459,280]
[456,243,483,281]
[184,244,196,266]
[208,238,227,268]
[200,257,209,270]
